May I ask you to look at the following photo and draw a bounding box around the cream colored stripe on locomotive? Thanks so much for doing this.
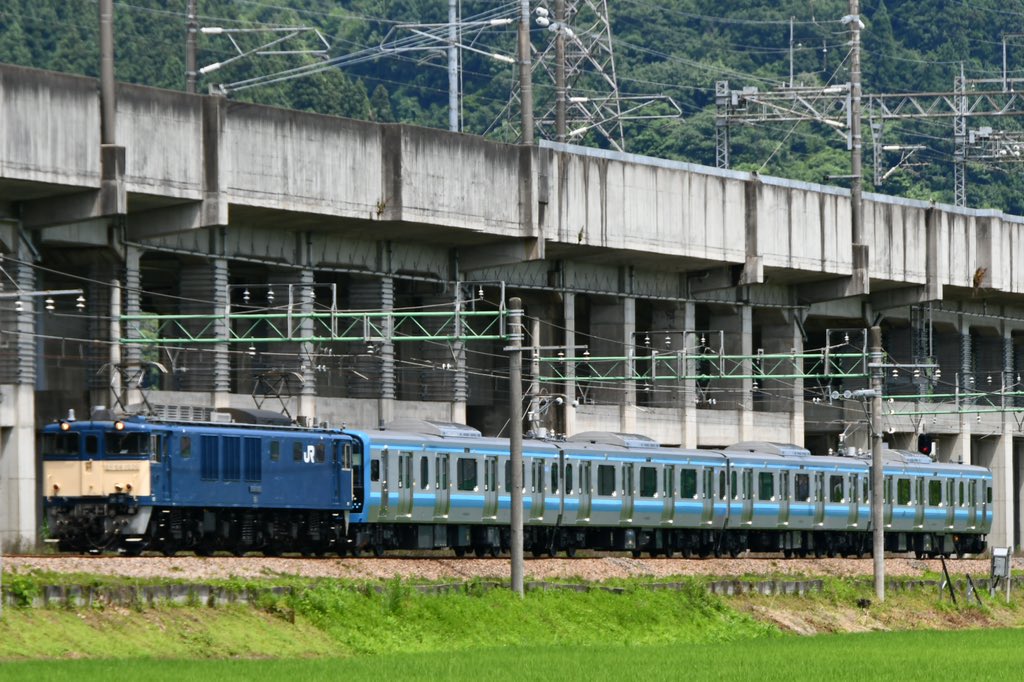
[44,460,152,498]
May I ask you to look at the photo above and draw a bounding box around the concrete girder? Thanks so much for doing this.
[457,237,544,272]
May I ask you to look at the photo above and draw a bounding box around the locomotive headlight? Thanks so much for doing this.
[114,420,125,431]
[126,483,133,493]
[59,421,71,431]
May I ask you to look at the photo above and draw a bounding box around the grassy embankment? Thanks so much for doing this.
[0,572,1022,679]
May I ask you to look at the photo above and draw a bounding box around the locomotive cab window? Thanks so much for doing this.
[269,440,280,462]
[640,466,657,498]
[43,433,80,456]
[293,442,304,462]
[85,435,98,456]
[758,472,773,500]
[181,436,192,459]
[597,465,616,496]
[106,432,150,456]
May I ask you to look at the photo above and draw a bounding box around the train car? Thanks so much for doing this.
[42,407,357,555]
[40,408,992,559]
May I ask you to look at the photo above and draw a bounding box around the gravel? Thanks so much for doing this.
[2,555,992,582]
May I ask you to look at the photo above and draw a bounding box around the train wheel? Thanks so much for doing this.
[337,547,348,557]
[564,547,577,558]
[631,549,643,558]
[783,549,793,559]
[532,547,546,558]
[728,545,740,559]
[474,546,488,558]
[372,544,385,557]
[489,545,501,558]
[454,546,467,558]
[664,546,676,559]
[350,546,363,558]
[681,546,693,559]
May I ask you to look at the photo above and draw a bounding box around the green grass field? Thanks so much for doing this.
[1,630,1022,681]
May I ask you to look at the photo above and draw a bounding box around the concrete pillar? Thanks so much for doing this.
[265,268,315,419]
[347,276,395,426]
[762,313,804,445]
[682,301,697,448]
[952,318,974,465]
[562,291,576,437]
[0,240,38,548]
[87,261,118,409]
[589,296,635,431]
[711,304,753,441]
[178,259,229,398]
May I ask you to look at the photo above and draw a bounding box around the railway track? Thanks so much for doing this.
[3,553,993,583]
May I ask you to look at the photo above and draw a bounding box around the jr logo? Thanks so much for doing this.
[303,445,317,464]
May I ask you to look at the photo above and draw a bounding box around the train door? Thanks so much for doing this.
[701,468,715,525]
[396,451,414,517]
[779,471,790,526]
[661,464,676,524]
[149,432,170,501]
[620,462,635,523]
[483,456,499,519]
[529,459,545,520]
[379,448,390,517]
[980,478,990,529]
[740,468,754,524]
[433,453,450,519]
[578,461,592,522]
[945,479,955,528]
[848,474,860,526]
[333,440,353,506]
[813,472,825,525]
[914,477,925,528]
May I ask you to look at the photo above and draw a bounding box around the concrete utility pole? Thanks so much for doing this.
[99,0,116,144]
[448,0,459,132]
[186,0,198,93]
[870,325,885,602]
[555,0,567,142]
[518,0,534,144]
[508,298,525,596]
[848,0,864,247]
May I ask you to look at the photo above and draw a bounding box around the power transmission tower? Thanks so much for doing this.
[504,0,680,150]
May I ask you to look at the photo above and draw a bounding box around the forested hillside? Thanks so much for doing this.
[3,1,1024,212]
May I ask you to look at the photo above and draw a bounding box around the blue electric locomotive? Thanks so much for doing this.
[40,408,992,558]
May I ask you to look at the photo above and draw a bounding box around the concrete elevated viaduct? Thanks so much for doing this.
[2,63,1023,549]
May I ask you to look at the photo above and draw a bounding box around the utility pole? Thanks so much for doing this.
[870,325,885,602]
[555,0,567,141]
[508,298,525,596]
[186,0,198,93]
[848,1,864,249]
[518,0,534,144]
[789,16,795,88]
[448,0,459,132]
[99,0,116,145]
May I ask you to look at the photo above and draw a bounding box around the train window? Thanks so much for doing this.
[597,465,615,495]
[731,471,739,500]
[267,440,278,462]
[987,483,993,504]
[370,459,380,482]
[830,475,843,503]
[863,477,869,503]
[958,481,965,507]
[883,479,891,504]
[794,473,810,502]
[946,480,953,508]
[663,466,674,498]
[718,470,727,500]
[457,457,477,491]
[551,463,559,494]
[315,444,326,464]
[929,480,942,506]
[106,432,150,456]
[150,435,162,463]
[293,442,303,462]
[565,464,574,494]
[681,469,697,499]
[181,436,192,459]
[420,457,429,489]
[622,465,633,496]
[437,455,450,490]
[535,461,545,493]
[897,479,911,505]
[639,467,657,498]
[85,435,98,456]
[758,472,773,501]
